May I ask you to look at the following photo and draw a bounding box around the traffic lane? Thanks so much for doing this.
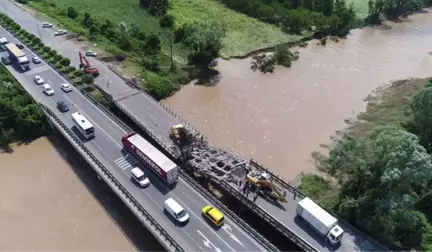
[129,167,236,252]
[2,2,134,97]
[174,180,265,251]
[127,160,264,252]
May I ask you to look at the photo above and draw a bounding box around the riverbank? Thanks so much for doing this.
[163,9,432,182]
[0,136,162,251]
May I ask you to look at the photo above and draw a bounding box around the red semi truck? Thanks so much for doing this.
[121,132,179,184]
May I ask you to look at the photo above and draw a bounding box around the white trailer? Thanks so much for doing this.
[296,197,344,245]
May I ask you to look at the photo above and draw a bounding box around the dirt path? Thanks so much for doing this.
[0,137,144,251]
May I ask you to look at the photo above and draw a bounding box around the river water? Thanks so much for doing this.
[163,10,432,181]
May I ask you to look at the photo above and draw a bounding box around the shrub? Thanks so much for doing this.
[81,74,94,85]
[54,54,63,61]
[37,42,44,48]
[36,48,44,55]
[73,69,84,78]
[55,62,63,69]
[59,58,71,67]
[159,14,174,28]
[48,58,57,64]
[42,46,51,53]
[67,7,78,19]
[47,50,56,58]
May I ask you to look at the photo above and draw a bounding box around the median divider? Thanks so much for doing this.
[38,103,185,252]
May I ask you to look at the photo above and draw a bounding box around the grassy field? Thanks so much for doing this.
[168,0,302,58]
[37,0,298,59]
[346,0,370,17]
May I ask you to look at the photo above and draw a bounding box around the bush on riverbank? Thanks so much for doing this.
[366,0,432,24]
[300,78,432,250]
[0,65,48,150]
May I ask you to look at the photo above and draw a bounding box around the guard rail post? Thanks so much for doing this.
[38,103,185,252]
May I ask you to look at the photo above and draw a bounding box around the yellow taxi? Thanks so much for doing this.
[201,205,224,227]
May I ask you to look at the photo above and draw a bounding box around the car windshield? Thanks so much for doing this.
[136,173,146,180]
[85,127,94,135]
[46,88,53,92]
[178,210,187,218]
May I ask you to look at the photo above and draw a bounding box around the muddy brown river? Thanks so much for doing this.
[163,10,432,181]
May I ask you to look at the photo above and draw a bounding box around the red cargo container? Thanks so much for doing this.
[122,132,179,184]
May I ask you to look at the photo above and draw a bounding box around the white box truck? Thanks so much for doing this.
[296,197,344,245]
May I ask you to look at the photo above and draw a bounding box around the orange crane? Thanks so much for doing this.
[79,52,99,77]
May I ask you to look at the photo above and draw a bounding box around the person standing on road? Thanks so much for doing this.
[283,188,287,198]
[253,192,258,203]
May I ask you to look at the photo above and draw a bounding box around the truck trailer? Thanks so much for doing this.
[296,197,344,245]
[121,132,179,184]
[5,43,30,71]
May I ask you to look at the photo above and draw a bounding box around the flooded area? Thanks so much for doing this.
[0,136,161,251]
[163,10,432,181]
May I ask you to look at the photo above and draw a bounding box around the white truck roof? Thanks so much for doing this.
[298,197,337,228]
[0,37,8,44]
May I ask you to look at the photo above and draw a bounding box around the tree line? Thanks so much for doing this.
[215,0,357,37]
[301,79,432,251]
[367,0,432,24]
[0,65,48,149]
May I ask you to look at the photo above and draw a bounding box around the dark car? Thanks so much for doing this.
[1,56,11,65]
[16,43,24,49]
[57,101,69,113]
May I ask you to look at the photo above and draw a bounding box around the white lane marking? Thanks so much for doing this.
[129,183,207,251]
[115,155,140,170]
[62,94,122,148]
[222,224,245,248]
[130,166,236,252]
[197,230,222,252]
[178,177,265,250]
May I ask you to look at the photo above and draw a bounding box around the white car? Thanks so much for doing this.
[42,84,54,96]
[85,50,97,57]
[33,75,44,85]
[131,167,150,187]
[32,56,41,64]
[42,22,53,28]
[54,29,68,36]
[61,83,72,93]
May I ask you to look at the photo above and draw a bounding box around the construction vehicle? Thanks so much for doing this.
[246,170,287,203]
[170,124,191,145]
[79,52,99,77]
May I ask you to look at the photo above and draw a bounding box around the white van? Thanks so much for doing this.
[131,167,150,187]
[164,198,189,224]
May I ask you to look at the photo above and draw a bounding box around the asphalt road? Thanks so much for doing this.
[0,26,267,252]
[0,0,181,154]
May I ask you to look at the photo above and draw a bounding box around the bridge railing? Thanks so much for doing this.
[218,179,317,252]
[179,170,278,252]
[38,103,184,252]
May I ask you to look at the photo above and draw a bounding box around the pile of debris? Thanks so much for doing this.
[184,139,249,181]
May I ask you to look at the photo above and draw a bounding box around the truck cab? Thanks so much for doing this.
[326,224,344,244]
[0,37,9,51]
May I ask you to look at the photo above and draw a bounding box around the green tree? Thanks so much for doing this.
[182,21,226,68]
[148,0,169,16]
[144,34,161,52]
[324,126,432,248]
[274,44,297,67]
[159,14,175,28]
[82,12,94,28]
[67,7,78,19]
[406,82,432,151]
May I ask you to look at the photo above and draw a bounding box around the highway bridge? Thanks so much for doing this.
[0,1,389,252]
[0,25,274,252]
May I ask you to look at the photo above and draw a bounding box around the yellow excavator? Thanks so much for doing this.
[246,170,287,203]
[170,124,191,145]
